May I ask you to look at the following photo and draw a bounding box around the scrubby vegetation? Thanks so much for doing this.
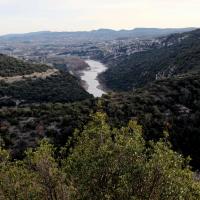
[0,54,51,77]
[0,99,96,159]
[0,73,92,104]
[100,29,200,91]
[1,113,200,200]
[101,73,200,168]
[1,72,200,169]
[0,54,92,104]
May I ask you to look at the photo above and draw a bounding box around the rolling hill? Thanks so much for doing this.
[2,71,200,169]
[0,54,51,77]
[100,72,200,168]
[0,54,92,105]
[100,29,200,91]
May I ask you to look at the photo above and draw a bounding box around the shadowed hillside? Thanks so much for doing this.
[100,29,200,91]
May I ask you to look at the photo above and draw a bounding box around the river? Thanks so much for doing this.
[80,60,107,97]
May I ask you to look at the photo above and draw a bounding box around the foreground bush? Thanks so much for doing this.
[1,113,200,199]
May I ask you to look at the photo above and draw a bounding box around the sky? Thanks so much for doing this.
[0,0,199,35]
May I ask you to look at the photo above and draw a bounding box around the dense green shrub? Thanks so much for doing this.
[0,54,51,77]
[1,113,200,200]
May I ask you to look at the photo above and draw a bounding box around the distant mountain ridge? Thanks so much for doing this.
[0,28,196,42]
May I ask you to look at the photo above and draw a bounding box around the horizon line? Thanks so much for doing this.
[0,27,198,37]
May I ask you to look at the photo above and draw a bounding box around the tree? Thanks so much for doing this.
[64,112,200,200]
[1,113,200,200]
[25,139,67,200]
[0,147,42,200]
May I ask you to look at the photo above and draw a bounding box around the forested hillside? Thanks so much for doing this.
[0,73,92,104]
[101,72,200,168]
[0,55,92,105]
[1,71,200,169]
[0,100,95,159]
[100,29,200,91]
[0,54,51,76]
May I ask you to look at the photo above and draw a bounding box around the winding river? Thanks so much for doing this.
[80,60,107,97]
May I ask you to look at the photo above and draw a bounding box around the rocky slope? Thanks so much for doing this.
[100,29,200,91]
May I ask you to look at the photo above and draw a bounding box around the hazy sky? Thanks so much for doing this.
[0,0,199,35]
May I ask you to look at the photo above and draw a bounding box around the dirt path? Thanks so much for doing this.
[0,68,59,83]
